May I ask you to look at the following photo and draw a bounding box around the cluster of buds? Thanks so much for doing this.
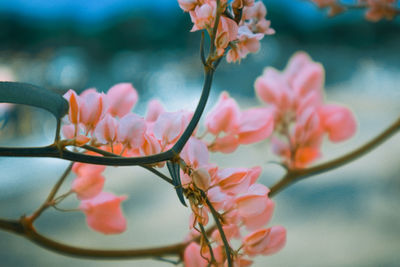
[255,52,357,168]
[178,0,274,62]
[311,0,399,21]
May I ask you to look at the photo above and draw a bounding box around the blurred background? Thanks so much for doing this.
[0,0,399,266]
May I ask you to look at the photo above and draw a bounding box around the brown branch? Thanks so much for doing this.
[270,116,400,197]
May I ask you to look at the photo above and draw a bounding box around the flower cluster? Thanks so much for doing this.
[181,138,286,266]
[62,81,284,265]
[178,0,274,62]
[255,52,357,168]
[311,0,399,21]
[61,51,357,265]
[62,83,195,234]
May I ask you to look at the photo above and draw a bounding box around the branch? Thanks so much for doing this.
[204,194,233,267]
[270,116,400,197]
[29,162,74,222]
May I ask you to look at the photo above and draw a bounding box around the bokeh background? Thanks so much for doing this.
[0,0,400,266]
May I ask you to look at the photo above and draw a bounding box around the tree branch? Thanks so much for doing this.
[270,116,400,197]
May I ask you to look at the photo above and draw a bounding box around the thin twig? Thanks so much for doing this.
[204,194,232,267]
[28,162,74,222]
[199,222,216,266]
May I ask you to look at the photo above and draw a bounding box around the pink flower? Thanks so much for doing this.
[79,192,127,234]
[205,91,240,135]
[181,137,209,168]
[61,124,76,139]
[72,161,106,176]
[242,226,286,256]
[191,167,211,191]
[153,111,192,146]
[140,133,162,156]
[319,104,357,142]
[79,89,105,132]
[285,52,324,102]
[183,242,208,267]
[235,184,275,230]
[95,114,118,144]
[215,16,239,56]
[178,0,198,12]
[255,68,293,110]
[236,108,274,145]
[227,26,264,63]
[63,89,80,124]
[72,173,105,200]
[189,2,216,32]
[209,135,240,154]
[217,168,253,195]
[145,99,164,123]
[106,83,138,118]
[117,113,146,149]
[255,51,357,168]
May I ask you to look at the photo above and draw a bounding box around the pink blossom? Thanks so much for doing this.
[79,192,127,234]
[181,137,209,168]
[242,226,286,256]
[79,90,105,132]
[183,242,208,267]
[215,16,239,56]
[319,104,357,142]
[227,26,264,63]
[72,161,106,177]
[209,135,240,154]
[236,108,274,145]
[153,111,192,146]
[140,133,162,156]
[192,167,211,191]
[217,168,253,195]
[205,91,240,135]
[61,124,76,139]
[207,186,228,210]
[189,2,216,32]
[255,51,357,168]
[145,99,164,123]
[178,0,199,12]
[63,89,80,124]
[95,114,118,144]
[72,173,105,200]
[117,113,146,149]
[106,83,138,118]
[235,184,270,218]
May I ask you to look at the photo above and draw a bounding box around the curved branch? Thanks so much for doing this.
[270,116,400,197]
[0,64,217,166]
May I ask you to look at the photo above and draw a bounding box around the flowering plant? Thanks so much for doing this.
[0,1,399,266]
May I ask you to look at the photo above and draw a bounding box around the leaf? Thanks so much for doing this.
[0,82,69,120]
[167,161,187,207]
